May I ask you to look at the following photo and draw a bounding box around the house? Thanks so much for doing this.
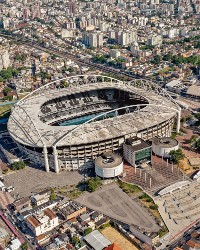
[57,201,86,221]
[79,213,90,223]
[0,226,8,239]
[91,212,103,222]
[7,91,17,99]
[59,221,71,233]
[95,217,110,229]
[186,238,200,248]
[5,238,21,250]
[30,189,51,206]
[12,196,31,212]
[0,92,4,99]
[87,221,95,230]
[36,234,50,245]
[0,180,6,191]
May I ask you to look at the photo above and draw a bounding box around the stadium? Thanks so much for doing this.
[7,75,181,173]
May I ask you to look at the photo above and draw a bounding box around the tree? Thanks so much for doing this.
[38,71,51,79]
[84,227,92,236]
[87,177,102,192]
[21,242,28,250]
[194,112,200,125]
[3,87,12,95]
[10,161,26,171]
[149,204,158,210]
[67,67,74,73]
[181,117,186,124]
[72,236,80,246]
[107,38,116,44]
[50,189,57,200]
[195,139,200,151]
[151,55,162,64]
[0,67,20,81]
[169,149,185,164]
[14,53,27,61]
[92,55,107,64]
[189,135,198,144]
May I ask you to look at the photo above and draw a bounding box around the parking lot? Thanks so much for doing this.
[75,184,160,232]
[4,166,83,198]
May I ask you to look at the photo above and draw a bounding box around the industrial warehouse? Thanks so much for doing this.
[7,75,181,173]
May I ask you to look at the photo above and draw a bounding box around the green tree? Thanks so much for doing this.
[181,117,186,124]
[51,54,57,59]
[84,227,92,235]
[149,204,158,210]
[72,236,80,246]
[151,55,162,64]
[194,112,200,125]
[195,139,200,151]
[3,87,12,95]
[14,53,27,61]
[107,38,116,44]
[0,67,20,81]
[10,161,26,170]
[169,149,185,164]
[38,71,51,79]
[93,55,106,64]
[67,67,74,73]
[50,189,57,200]
[87,177,102,192]
[21,242,28,250]
[189,135,198,144]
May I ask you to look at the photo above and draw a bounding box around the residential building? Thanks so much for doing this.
[57,201,86,221]
[110,49,121,58]
[147,35,163,46]
[0,48,10,70]
[30,189,51,206]
[26,208,58,236]
[82,32,103,48]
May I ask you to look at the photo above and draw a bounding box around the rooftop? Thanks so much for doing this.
[95,152,122,169]
[186,84,200,97]
[84,230,111,250]
[125,137,151,151]
[26,208,57,228]
[152,137,178,148]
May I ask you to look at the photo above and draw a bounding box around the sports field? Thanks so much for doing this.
[101,227,139,250]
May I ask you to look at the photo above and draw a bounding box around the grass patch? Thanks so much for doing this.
[59,188,83,199]
[99,222,112,232]
[158,226,169,238]
[138,192,161,221]
[118,180,142,194]
[158,67,175,74]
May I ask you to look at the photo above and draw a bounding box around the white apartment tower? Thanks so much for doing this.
[0,48,10,70]
[83,32,103,47]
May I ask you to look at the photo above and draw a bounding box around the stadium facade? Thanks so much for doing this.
[8,75,181,173]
